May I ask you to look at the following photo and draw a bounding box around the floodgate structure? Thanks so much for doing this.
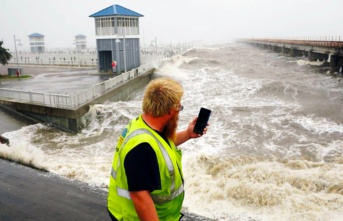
[241,37,343,73]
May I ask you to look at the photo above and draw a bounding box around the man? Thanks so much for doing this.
[107,77,208,221]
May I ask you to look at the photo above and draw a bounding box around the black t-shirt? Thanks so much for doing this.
[124,131,170,192]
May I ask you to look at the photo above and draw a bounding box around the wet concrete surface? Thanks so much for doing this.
[0,159,214,221]
[0,65,115,93]
[0,158,111,221]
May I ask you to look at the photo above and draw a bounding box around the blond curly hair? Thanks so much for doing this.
[142,78,184,117]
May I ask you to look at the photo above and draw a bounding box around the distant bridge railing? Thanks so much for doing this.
[241,36,343,48]
[0,63,154,110]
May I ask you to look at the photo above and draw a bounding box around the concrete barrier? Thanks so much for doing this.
[0,135,9,145]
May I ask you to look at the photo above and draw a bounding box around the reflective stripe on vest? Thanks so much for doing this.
[115,184,184,203]
[111,128,183,203]
[151,182,184,204]
[117,186,131,199]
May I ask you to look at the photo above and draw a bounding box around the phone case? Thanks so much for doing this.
[193,107,211,134]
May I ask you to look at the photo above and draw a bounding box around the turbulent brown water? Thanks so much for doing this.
[1,43,343,221]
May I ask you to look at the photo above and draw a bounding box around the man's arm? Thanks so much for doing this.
[130,190,159,221]
[175,117,208,146]
[175,129,191,146]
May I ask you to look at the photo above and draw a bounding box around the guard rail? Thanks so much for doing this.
[0,63,153,110]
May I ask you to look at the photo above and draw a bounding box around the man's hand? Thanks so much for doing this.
[176,117,209,146]
[187,117,208,138]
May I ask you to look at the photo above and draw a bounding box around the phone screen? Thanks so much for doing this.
[193,107,211,134]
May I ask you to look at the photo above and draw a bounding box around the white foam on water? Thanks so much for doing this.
[1,124,48,170]
[0,141,46,170]
[153,57,193,82]
[42,143,112,188]
[296,59,325,66]
[40,101,143,188]
[292,115,343,134]
[181,152,343,221]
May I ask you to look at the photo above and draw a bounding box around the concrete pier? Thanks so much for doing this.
[241,38,343,73]
[0,69,154,132]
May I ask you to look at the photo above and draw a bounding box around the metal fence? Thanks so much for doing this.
[0,63,154,110]
[240,36,343,48]
[8,58,98,67]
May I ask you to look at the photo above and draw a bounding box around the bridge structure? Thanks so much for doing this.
[240,37,343,73]
[0,63,155,133]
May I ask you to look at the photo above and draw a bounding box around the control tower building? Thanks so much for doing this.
[89,5,143,73]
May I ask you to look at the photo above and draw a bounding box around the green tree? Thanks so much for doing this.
[0,41,12,65]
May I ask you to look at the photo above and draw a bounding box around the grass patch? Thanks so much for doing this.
[0,74,31,79]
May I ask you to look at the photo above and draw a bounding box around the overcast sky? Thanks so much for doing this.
[1,0,342,51]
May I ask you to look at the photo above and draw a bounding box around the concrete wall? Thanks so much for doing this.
[0,135,10,145]
[0,100,90,133]
[89,71,152,105]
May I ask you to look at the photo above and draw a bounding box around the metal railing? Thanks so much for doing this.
[0,63,154,110]
[240,36,343,48]
[8,57,98,67]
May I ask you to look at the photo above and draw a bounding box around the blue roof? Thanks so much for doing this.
[89,5,143,17]
[28,33,44,37]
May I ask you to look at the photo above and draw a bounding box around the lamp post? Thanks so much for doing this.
[111,38,114,73]
[150,37,157,54]
[115,38,121,74]
[73,39,81,67]
[13,35,22,76]
[122,19,127,73]
[77,49,80,67]
[123,31,127,73]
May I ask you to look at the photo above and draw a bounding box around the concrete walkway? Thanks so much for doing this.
[0,159,213,221]
[0,158,110,221]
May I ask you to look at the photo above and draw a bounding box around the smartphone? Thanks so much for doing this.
[193,107,211,134]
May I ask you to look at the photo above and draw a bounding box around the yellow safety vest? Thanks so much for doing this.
[108,115,184,221]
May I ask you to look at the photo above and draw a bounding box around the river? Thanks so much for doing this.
[1,43,343,221]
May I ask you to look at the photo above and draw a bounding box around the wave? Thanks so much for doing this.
[182,153,343,221]
[183,47,218,57]
[296,59,326,67]
[0,124,48,171]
